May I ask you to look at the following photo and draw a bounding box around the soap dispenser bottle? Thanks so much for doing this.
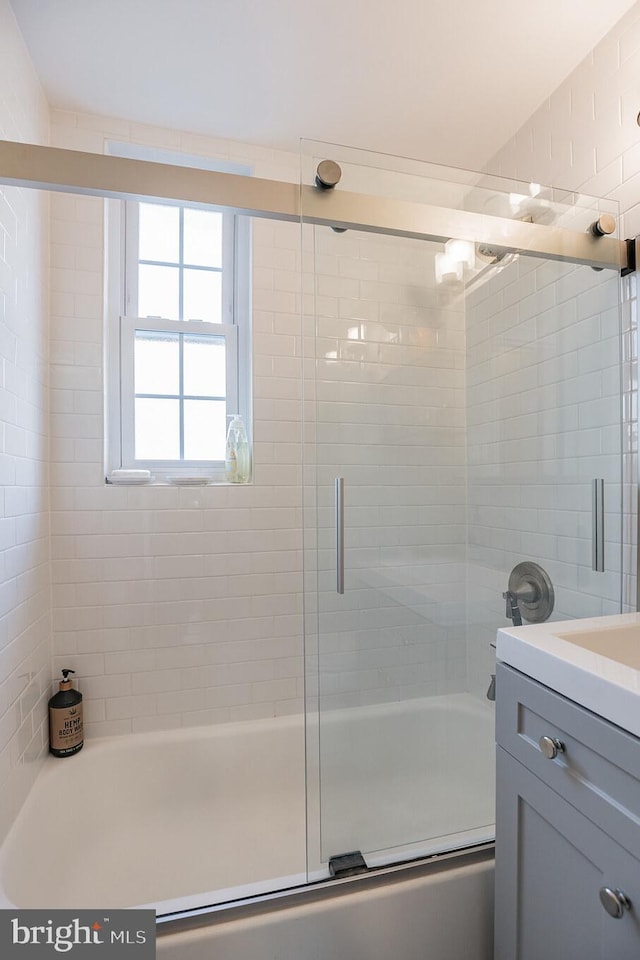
[48,669,84,757]
[225,414,251,483]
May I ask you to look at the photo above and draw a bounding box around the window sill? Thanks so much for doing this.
[106,476,253,487]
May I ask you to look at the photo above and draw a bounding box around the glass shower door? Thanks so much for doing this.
[301,162,497,869]
[306,225,495,869]
[302,142,624,875]
[464,251,624,697]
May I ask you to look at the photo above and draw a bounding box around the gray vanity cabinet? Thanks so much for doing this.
[494,663,640,960]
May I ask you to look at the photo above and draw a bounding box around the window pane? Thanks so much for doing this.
[184,399,226,460]
[138,264,179,320]
[183,269,222,322]
[184,209,223,267]
[134,331,179,396]
[135,398,180,460]
[183,335,226,397]
[138,203,179,263]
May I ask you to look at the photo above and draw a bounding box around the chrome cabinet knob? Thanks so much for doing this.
[599,887,631,919]
[539,735,565,759]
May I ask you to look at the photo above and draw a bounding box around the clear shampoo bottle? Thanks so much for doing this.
[225,414,250,483]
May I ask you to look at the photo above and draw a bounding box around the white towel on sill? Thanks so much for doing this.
[108,469,151,482]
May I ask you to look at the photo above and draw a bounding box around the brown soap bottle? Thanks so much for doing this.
[48,669,84,757]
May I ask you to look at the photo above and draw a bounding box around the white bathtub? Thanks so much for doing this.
[0,693,495,923]
[307,692,495,871]
[157,852,495,960]
[0,713,307,913]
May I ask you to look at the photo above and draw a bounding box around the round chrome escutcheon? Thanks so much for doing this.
[508,561,554,624]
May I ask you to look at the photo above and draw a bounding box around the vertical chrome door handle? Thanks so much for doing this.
[335,477,344,594]
[592,478,604,572]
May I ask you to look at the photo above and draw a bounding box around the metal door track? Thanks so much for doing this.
[329,851,368,878]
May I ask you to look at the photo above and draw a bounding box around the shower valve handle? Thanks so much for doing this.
[503,590,522,627]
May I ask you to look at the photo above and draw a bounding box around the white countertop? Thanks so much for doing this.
[497,612,640,739]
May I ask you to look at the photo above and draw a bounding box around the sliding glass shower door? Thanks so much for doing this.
[464,251,624,694]
[306,224,491,868]
[301,142,624,875]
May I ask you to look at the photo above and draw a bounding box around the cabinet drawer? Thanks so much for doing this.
[496,662,640,858]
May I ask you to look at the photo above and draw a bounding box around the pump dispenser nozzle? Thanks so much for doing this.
[59,669,76,689]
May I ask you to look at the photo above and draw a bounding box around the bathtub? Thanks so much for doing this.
[0,691,495,946]
[0,714,308,914]
[307,692,495,872]
[156,850,495,960]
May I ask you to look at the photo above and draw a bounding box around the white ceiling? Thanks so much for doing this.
[9,0,639,171]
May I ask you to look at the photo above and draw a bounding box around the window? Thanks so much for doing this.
[107,185,250,481]
[126,202,229,324]
[121,316,233,464]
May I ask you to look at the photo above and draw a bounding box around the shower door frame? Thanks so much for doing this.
[0,139,629,271]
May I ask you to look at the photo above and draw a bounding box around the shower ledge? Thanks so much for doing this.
[497,612,640,738]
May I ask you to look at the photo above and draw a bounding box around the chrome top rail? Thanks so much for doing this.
[0,139,628,271]
[303,189,626,270]
[0,139,299,220]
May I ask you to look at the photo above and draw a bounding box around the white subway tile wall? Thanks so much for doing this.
[0,0,51,843]
[465,255,623,695]
[49,108,308,736]
[469,2,640,693]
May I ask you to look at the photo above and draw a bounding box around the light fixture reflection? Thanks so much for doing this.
[509,193,529,216]
[435,252,463,286]
[445,238,476,273]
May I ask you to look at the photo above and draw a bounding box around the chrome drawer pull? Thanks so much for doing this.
[599,887,631,919]
[539,736,565,759]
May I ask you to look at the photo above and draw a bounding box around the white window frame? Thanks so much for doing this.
[120,315,238,472]
[123,201,235,326]
[105,146,252,482]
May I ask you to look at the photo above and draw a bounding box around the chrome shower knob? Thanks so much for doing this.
[599,887,631,919]
[539,735,565,759]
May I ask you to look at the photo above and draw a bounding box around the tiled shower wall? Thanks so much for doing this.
[49,110,305,736]
[0,0,50,843]
[483,0,640,613]
[48,112,468,734]
[465,254,623,694]
[466,1,640,692]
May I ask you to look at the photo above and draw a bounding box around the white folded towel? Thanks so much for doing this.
[109,469,151,481]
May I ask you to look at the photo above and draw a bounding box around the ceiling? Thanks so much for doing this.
[9,0,639,171]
